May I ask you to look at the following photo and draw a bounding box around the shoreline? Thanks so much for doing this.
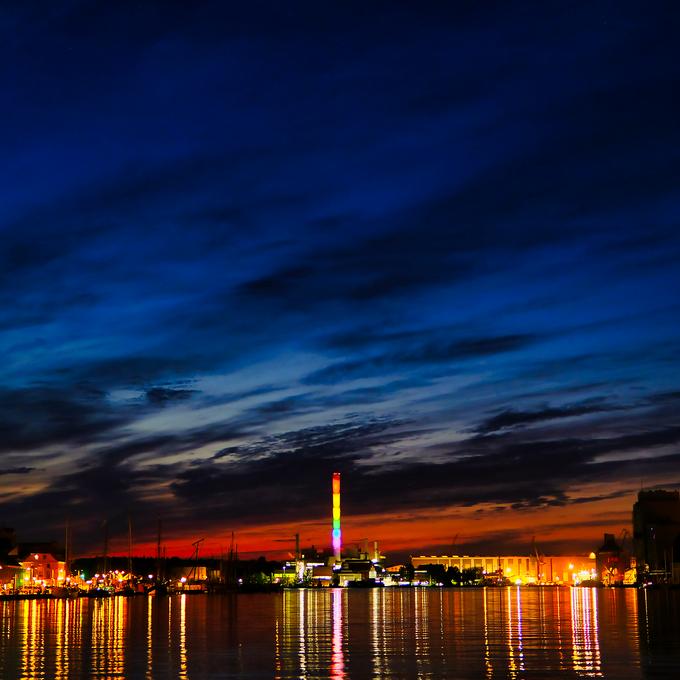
[2,583,674,601]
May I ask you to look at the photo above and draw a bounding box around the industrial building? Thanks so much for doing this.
[595,533,636,586]
[411,553,597,585]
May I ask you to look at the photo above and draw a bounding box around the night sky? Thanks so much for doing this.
[2,2,679,560]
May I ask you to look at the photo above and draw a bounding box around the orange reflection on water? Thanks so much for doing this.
[179,594,188,680]
[414,587,431,679]
[21,599,47,679]
[298,589,306,677]
[1,587,670,678]
[0,602,9,677]
[90,596,127,678]
[54,599,72,679]
[20,600,38,679]
[570,587,602,677]
[274,617,281,679]
[506,586,525,678]
[483,589,493,680]
[168,595,173,658]
[370,589,385,678]
[114,596,125,674]
[91,599,105,676]
[146,595,153,679]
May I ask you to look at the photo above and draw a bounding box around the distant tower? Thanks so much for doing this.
[332,472,342,562]
[633,489,680,580]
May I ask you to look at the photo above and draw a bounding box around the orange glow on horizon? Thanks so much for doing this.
[96,487,635,561]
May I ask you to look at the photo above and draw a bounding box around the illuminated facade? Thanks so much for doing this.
[332,472,342,561]
[18,551,66,588]
[0,558,26,591]
[411,554,597,584]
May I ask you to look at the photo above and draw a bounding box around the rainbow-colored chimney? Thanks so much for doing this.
[332,472,342,561]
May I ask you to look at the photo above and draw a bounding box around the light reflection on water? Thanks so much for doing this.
[0,588,678,678]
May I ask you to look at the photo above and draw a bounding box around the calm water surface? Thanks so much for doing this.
[1,588,679,679]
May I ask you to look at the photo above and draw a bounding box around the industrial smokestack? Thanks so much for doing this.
[332,472,341,562]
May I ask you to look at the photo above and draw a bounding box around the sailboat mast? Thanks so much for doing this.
[64,518,70,581]
[156,519,162,581]
[128,515,133,575]
[102,519,109,575]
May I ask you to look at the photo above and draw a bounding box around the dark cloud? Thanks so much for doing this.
[164,413,680,530]
[3,388,679,549]
[304,334,538,384]
[646,390,680,405]
[0,385,129,454]
[146,386,197,406]
[475,398,620,434]
[170,418,407,519]
[0,416,249,547]
[0,467,35,476]
[56,356,209,390]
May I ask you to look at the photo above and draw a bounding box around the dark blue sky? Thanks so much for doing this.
[1,1,679,557]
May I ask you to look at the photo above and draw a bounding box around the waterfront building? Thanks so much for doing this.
[595,533,636,585]
[411,553,596,584]
[0,556,26,591]
[0,528,25,590]
[335,557,379,586]
[633,489,680,583]
[13,544,66,588]
[272,559,326,585]
[311,564,334,585]
[167,564,208,582]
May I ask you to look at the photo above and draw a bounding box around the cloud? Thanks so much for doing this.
[3,387,679,551]
[170,418,407,516]
[56,356,210,391]
[0,467,35,476]
[0,385,129,454]
[304,333,538,383]
[165,412,680,532]
[146,386,197,406]
[475,398,620,434]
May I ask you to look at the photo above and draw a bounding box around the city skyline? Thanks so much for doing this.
[1,2,679,560]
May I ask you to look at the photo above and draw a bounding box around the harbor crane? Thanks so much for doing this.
[532,536,546,581]
[187,538,205,582]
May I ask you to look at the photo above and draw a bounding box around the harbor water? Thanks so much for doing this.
[0,587,679,678]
